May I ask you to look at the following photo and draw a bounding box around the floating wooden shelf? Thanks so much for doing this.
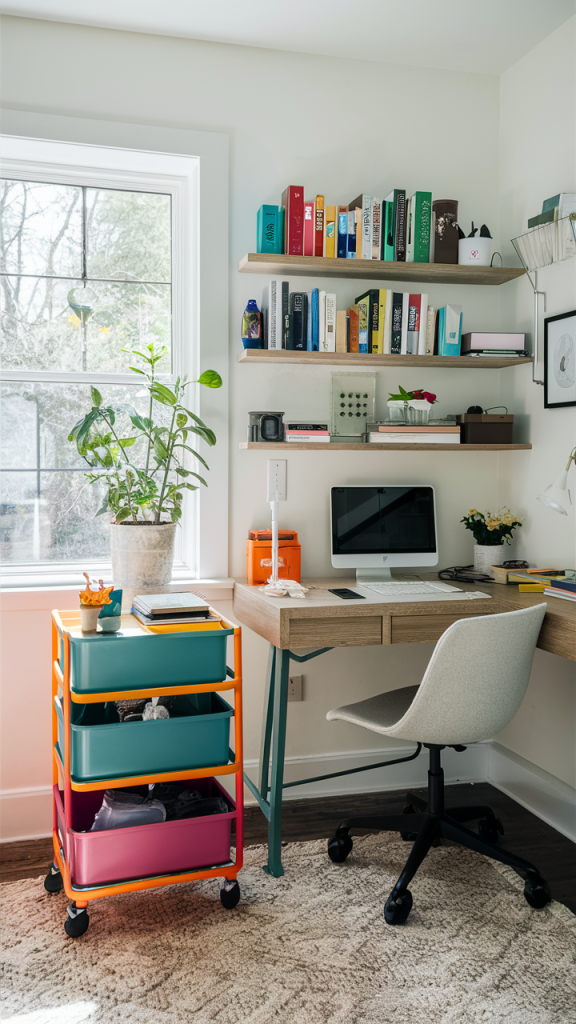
[237,349,532,369]
[239,253,525,286]
[239,442,532,452]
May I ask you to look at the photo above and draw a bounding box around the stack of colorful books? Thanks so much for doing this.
[257,187,433,264]
[285,422,330,443]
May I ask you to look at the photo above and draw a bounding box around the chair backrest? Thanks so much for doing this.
[387,604,547,745]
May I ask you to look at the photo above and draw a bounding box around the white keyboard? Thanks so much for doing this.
[361,581,462,596]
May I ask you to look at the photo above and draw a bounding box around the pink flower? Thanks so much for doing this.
[422,391,436,404]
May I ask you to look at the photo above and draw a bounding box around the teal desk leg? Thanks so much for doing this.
[263,647,290,877]
[258,645,276,799]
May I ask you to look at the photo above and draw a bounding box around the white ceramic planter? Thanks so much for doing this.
[458,237,491,267]
[407,400,431,424]
[473,543,506,576]
[110,522,177,611]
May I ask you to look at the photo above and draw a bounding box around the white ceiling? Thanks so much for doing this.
[2,0,575,75]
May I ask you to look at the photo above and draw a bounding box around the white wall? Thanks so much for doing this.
[0,15,574,838]
[495,16,576,785]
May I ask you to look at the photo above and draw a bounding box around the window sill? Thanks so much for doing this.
[0,578,235,611]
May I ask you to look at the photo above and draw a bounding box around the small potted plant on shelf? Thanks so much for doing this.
[387,385,437,424]
[68,344,222,608]
[461,507,523,575]
[79,574,114,633]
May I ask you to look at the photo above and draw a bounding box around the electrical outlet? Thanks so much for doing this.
[288,674,303,701]
[267,459,287,502]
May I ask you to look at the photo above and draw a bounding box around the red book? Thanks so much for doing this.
[282,185,304,256]
[314,195,325,256]
[304,201,314,256]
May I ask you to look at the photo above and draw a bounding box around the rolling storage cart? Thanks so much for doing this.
[45,609,244,937]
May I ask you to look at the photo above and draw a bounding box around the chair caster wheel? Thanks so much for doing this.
[44,863,63,893]
[220,880,240,909]
[401,805,418,842]
[64,903,89,938]
[524,875,551,910]
[478,817,504,844]
[384,889,413,925]
[328,832,353,863]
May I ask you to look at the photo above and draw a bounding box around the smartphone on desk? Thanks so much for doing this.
[328,588,366,600]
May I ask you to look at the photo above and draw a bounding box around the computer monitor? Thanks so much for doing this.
[330,485,438,582]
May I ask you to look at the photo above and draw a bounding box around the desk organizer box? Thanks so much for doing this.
[54,778,236,887]
[47,608,244,938]
[55,692,234,781]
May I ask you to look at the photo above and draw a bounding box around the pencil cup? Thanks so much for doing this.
[458,237,491,266]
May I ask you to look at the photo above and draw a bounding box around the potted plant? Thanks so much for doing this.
[387,385,437,424]
[69,344,222,607]
[461,507,523,575]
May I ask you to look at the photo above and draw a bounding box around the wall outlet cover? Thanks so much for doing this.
[331,373,376,436]
[288,674,303,701]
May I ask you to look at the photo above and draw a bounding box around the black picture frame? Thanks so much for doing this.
[544,309,576,409]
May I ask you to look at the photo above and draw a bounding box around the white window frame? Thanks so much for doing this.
[0,111,229,586]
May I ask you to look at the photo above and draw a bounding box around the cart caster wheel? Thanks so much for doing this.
[400,805,418,842]
[220,880,240,909]
[478,817,504,844]
[44,863,63,893]
[64,903,90,938]
[524,874,551,910]
[328,832,353,863]
[384,889,413,925]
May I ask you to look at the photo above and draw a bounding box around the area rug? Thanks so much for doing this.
[1,834,575,1024]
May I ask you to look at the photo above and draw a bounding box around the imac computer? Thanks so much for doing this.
[330,485,438,583]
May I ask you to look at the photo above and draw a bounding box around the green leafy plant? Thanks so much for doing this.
[68,344,222,524]
[388,385,437,404]
[461,507,522,546]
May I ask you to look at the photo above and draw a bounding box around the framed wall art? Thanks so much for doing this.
[544,309,576,409]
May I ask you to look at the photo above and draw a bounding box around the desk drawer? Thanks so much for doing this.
[391,611,491,645]
[288,616,383,648]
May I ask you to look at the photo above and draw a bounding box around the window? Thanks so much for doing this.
[0,126,229,585]
[1,178,174,565]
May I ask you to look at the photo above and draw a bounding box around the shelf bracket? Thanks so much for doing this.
[511,239,545,386]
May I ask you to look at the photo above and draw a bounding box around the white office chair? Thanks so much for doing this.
[326,603,550,925]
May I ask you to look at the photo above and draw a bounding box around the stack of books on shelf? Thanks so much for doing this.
[364,421,460,445]
[285,422,330,443]
[514,192,576,271]
[132,593,221,628]
[257,187,433,264]
[263,279,463,356]
[544,578,576,603]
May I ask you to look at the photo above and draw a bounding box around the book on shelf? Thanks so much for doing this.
[325,204,336,257]
[308,287,320,351]
[407,294,421,355]
[257,205,283,254]
[337,208,348,258]
[372,199,382,259]
[263,278,288,349]
[349,194,373,260]
[391,292,403,354]
[315,195,325,256]
[304,200,314,256]
[432,199,459,264]
[318,290,327,351]
[550,578,576,594]
[281,281,290,347]
[384,189,406,262]
[400,293,409,354]
[346,209,358,258]
[527,209,556,229]
[542,193,576,217]
[406,191,432,263]
[355,289,378,353]
[335,309,348,352]
[383,198,395,261]
[425,306,436,354]
[365,427,460,444]
[288,291,308,350]
[357,294,370,353]
[438,304,463,356]
[325,293,336,351]
[285,423,330,443]
[348,304,360,352]
[282,185,304,256]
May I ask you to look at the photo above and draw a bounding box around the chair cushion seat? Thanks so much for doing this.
[326,685,419,735]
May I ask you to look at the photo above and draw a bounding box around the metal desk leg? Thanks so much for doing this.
[263,647,290,877]
[258,645,276,799]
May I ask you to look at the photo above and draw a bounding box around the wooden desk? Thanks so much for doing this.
[234,578,575,876]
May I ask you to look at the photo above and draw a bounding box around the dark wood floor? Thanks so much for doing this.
[2,784,574,913]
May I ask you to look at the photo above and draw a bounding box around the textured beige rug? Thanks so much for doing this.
[1,834,575,1024]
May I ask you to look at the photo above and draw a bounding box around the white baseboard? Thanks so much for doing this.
[488,743,576,844]
[2,743,574,846]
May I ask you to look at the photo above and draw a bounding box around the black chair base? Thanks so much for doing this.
[327,746,551,924]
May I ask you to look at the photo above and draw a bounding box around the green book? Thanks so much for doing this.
[528,208,556,229]
[542,194,561,213]
[382,200,395,261]
[406,191,432,262]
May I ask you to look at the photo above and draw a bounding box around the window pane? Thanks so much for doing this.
[0,179,82,278]
[1,469,110,563]
[86,188,171,283]
[1,276,171,374]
